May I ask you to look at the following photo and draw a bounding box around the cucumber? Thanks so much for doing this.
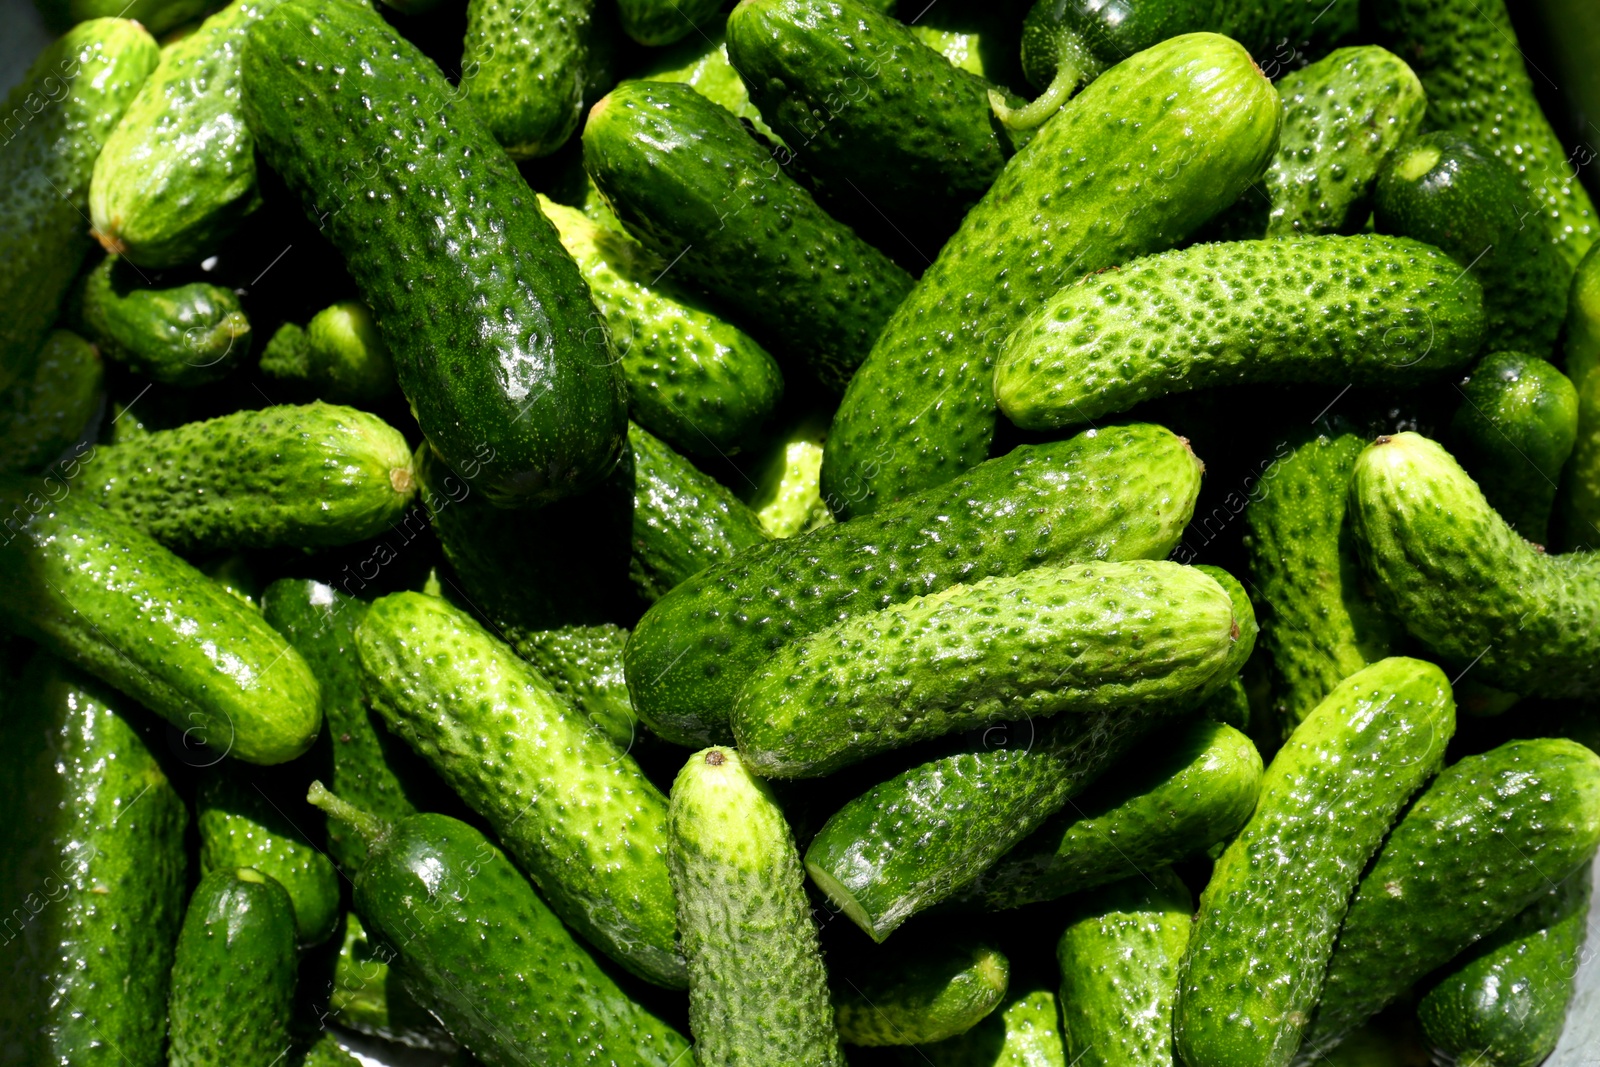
[1415,867,1592,1067]
[311,787,692,1066]
[1449,351,1577,544]
[626,422,1203,747]
[76,255,251,385]
[732,560,1241,778]
[820,33,1279,517]
[0,651,187,1067]
[356,591,685,988]
[461,0,596,157]
[0,329,103,476]
[242,0,628,507]
[1172,656,1457,1067]
[1372,0,1596,270]
[35,0,221,35]
[630,18,774,139]
[618,0,718,44]
[167,867,299,1067]
[916,985,1067,1067]
[86,402,417,551]
[1350,431,1600,697]
[1563,244,1600,552]
[1298,737,1600,1057]
[0,486,323,765]
[835,940,1009,1046]
[89,0,283,269]
[1057,869,1192,1067]
[994,235,1487,431]
[0,20,158,391]
[259,301,397,405]
[668,746,847,1066]
[296,1033,364,1067]
[583,80,915,392]
[500,622,638,749]
[538,195,784,458]
[743,411,833,538]
[326,911,458,1051]
[1374,134,1570,356]
[955,718,1261,911]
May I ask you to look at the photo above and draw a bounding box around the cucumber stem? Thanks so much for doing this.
[991,34,1097,131]
[307,780,392,849]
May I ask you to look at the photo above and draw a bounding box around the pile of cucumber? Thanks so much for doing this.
[4,0,1600,1063]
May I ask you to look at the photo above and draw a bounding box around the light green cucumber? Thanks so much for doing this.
[834,940,1010,1046]
[76,255,251,385]
[259,301,397,405]
[742,411,833,538]
[325,911,459,1051]
[0,329,103,476]
[461,0,600,158]
[1562,242,1600,550]
[915,985,1068,1067]
[500,623,638,750]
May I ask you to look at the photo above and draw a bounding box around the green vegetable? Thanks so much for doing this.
[915,985,1068,1067]
[259,301,397,405]
[0,652,188,1067]
[501,622,638,749]
[1172,656,1456,1067]
[994,235,1487,431]
[1562,243,1600,550]
[834,940,1009,1046]
[296,1033,364,1067]
[0,329,103,476]
[460,0,598,158]
[617,0,718,44]
[326,911,458,1050]
[243,0,628,507]
[668,746,847,1067]
[76,255,251,385]
[743,411,833,538]
[629,17,772,138]
[820,32,1279,517]
[35,0,221,35]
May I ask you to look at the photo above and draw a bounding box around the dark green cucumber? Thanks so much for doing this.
[1172,656,1456,1067]
[1299,737,1600,1057]
[77,255,251,385]
[583,80,915,392]
[243,0,628,507]
[326,911,458,1051]
[956,717,1261,911]
[460,0,598,157]
[1415,867,1592,1067]
[167,867,299,1067]
[618,0,718,44]
[0,651,187,1067]
[994,235,1487,430]
[1057,869,1193,1067]
[357,591,685,987]
[742,410,833,538]
[500,622,638,749]
[1449,351,1577,544]
[627,422,1203,748]
[820,33,1279,517]
[539,195,784,458]
[0,329,103,476]
[630,17,774,139]
[834,940,1009,1046]
[1374,134,1570,356]
[0,20,157,391]
[1565,243,1600,550]
[668,747,846,1067]
[35,0,221,36]
[732,560,1240,778]
[916,985,1067,1067]
[0,486,322,765]
[259,301,397,405]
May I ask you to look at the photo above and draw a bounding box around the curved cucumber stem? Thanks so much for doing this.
[992,38,1095,131]
[307,780,392,850]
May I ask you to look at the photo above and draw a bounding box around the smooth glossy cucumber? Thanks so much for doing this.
[326,911,458,1051]
[501,622,638,749]
[0,329,103,476]
[833,940,1009,1046]
[995,235,1487,430]
[1172,657,1456,1067]
[916,985,1067,1067]
[77,255,251,386]
[627,422,1203,747]
[259,301,396,405]
[743,411,833,538]
[461,0,597,157]
[668,747,846,1067]
[1566,243,1600,550]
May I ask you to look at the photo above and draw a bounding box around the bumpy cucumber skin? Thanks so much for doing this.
[327,911,458,1051]
[995,235,1487,430]
[1299,738,1600,1058]
[1372,0,1596,270]
[1243,426,1403,736]
[539,196,784,458]
[833,941,1009,1046]
[357,591,686,988]
[1351,432,1600,697]
[583,80,914,392]
[167,868,299,1067]
[0,653,187,1067]
[1057,869,1192,1067]
[733,560,1239,778]
[626,423,1203,747]
[744,412,833,538]
[1375,134,1570,356]
[1449,351,1577,544]
[243,0,627,508]
[669,747,847,1067]
[959,718,1261,911]
[618,0,718,44]
[821,32,1278,517]
[461,0,596,157]
[1415,868,1592,1067]
[260,302,397,405]
[1172,657,1456,1067]
[0,329,103,476]
[1564,244,1600,550]
[0,489,322,765]
[0,20,157,392]
[89,402,416,551]
[918,985,1068,1067]
[77,256,251,385]
[502,622,638,749]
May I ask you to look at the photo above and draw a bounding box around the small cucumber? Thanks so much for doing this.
[668,747,847,1067]
[626,422,1203,748]
[501,622,638,749]
[76,255,251,385]
[1057,869,1193,1067]
[1299,737,1600,1057]
[259,301,397,405]
[357,591,685,988]
[0,486,322,765]
[36,0,222,36]
[916,985,1067,1067]
[326,911,459,1051]
[742,411,833,538]
[86,402,417,551]
[167,867,299,1067]
[0,329,103,476]
[732,560,1240,778]
[538,195,784,458]
[833,940,1009,1047]
[243,0,628,507]
[0,19,158,390]
[460,0,597,157]
[1172,656,1456,1067]
[994,235,1487,431]
[617,0,718,44]
[0,652,187,1067]
[583,80,915,392]
[1566,244,1600,550]
[630,18,773,138]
